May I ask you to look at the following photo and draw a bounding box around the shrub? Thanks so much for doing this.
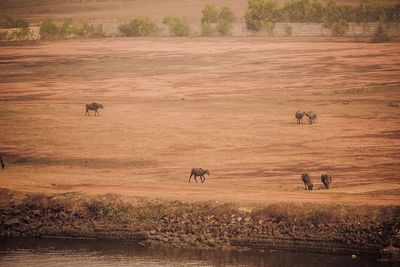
[119,17,157,37]
[284,23,293,36]
[371,23,390,43]
[0,15,29,29]
[163,16,190,36]
[322,1,349,36]
[40,19,59,39]
[59,18,76,37]
[202,4,218,23]
[356,0,392,23]
[217,6,236,35]
[245,0,281,32]
[201,21,215,36]
[283,0,323,22]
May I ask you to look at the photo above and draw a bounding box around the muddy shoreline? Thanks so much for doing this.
[0,189,399,256]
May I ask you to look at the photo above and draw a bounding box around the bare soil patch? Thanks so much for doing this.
[0,38,399,206]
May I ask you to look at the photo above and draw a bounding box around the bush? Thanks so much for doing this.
[371,23,390,43]
[356,0,392,23]
[163,16,190,36]
[201,21,215,36]
[283,0,323,22]
[0,15,29,29]
[217,6,236,35]
[322,1,349,36]
[202,4,218,23]
[40,19,59,39]
[119,17,157,37]
[59,18,75,37]
[245,0,281,32]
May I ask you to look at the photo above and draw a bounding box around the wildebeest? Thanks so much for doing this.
[0,156,4,170]
[85,102,104,116]
[305,111,317,124]
[321,174,332,189]
[295,111,306,124]
[189,168,210,183]
[301,173,313,190]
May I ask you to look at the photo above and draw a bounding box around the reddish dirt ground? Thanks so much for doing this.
[0,37,399,206]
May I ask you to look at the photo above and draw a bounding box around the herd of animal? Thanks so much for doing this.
[295,110,317,124]
[301,173,332,190]
[1,104,331,190]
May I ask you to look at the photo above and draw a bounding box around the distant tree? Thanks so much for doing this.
[283,0,323,22]
[0,15,29,29]
[202,4,218,23]
[245,0,281,32]
[217,6,236,35]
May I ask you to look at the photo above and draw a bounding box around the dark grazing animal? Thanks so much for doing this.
[295,111,306,124]
[305,111,317,124]
[0,156,4,170]
[301,173,313,190]
[189,168,210,183]
[321,174,332,189]
[85,102,104,116]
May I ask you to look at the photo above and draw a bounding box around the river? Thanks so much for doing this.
[0,238,390,267]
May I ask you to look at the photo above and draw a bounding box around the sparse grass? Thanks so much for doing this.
[253,202,400,225]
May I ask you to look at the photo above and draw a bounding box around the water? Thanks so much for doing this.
[0,238,392,267]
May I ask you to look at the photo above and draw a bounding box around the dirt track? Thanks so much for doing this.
[0,38,399,206]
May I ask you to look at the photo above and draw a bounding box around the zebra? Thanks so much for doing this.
[85,102,104,116]
[189,168,210,184]
[301,173,313,190]
[321,174,332,189]
[305,111,317,124]
[295,111,306,124]
[0,156,4,170]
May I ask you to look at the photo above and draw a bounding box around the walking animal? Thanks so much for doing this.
[0,156,4,170]
[295,111,306,124]
[189,168,210,183]
[321,174,332,189]
[85,102,104,116]
[305,111,317,124]
[301,173,313,190]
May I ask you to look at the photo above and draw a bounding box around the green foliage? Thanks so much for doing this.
[284,23,293,36]
[201,21,215,36]
[245,0,281,32]
[163,16,190,36]
[217,6,236,35]
[0,15,29,29]
[322,1,349,36]
[40,19,59,39]
[283,0,323,22]
[200,5,235,36]
[357,0,391,23]
[59,18,75,37]
[119,17,157,37]
[371,23,390,43]
[202,4,218,23]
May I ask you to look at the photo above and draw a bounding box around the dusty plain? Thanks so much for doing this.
[0,37,400,207]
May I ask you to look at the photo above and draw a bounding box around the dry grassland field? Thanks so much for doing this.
[0,37,400,206]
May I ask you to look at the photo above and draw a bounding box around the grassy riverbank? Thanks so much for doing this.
[1,188,398,255]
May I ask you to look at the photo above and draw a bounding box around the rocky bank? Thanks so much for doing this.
[0,189,399,255]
